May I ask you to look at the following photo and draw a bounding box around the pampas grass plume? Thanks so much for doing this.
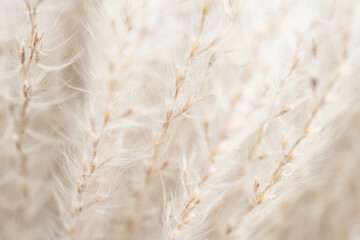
[0,0,360,239]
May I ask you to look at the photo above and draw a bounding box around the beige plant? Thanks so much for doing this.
[0,0,359,239]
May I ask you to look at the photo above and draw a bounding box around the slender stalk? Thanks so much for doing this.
[226,65,342,237]
[14,0,43,197]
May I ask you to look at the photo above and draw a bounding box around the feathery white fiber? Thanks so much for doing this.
[0,0,360,239]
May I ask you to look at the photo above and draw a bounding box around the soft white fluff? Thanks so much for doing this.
[0,0,360,239]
